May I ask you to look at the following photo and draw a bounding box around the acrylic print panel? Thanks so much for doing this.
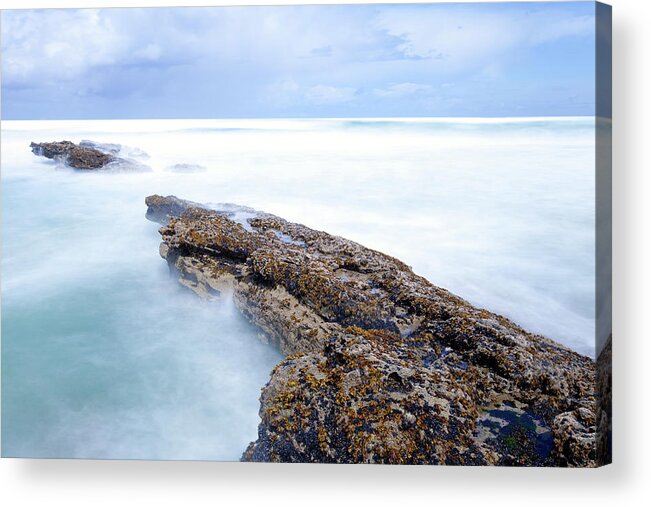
[0,2,612,466]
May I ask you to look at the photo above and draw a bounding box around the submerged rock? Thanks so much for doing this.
[146,194,600,466]
[79,140,123,156]
[30,140,151,171]
[80,140,150,161]
[166,163,207,173]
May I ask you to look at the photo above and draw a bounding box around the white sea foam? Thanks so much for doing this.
[1,117,596,460]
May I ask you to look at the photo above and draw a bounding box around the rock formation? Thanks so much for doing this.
[165,163,207,173]
[146,194,600,466]
[30,141,115,169]
[30,140,150,171]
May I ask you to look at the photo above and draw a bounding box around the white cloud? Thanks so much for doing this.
[134,43,162,62]
[1,6,385,88]
[305,84,357,105]
[262,80,357,108]
[374,82,433,98]
[374,5,594,74]
[2,5,594,91]
[262,79,301,107]
[0,4,596,118]
[2,9,128,86]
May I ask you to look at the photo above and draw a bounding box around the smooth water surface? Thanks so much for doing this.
[1,117,595,459]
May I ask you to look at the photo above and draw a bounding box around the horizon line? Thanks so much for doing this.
[1,115,599,123]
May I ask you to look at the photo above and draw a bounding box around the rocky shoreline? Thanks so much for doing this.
[145,194,604,466]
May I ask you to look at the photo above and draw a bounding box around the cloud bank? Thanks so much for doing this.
[1,3,596,119]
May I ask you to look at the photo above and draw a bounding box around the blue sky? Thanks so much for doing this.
[1,2,596,119]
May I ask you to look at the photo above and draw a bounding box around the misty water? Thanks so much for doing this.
[1,118,595,460]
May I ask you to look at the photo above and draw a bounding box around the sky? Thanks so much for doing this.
[1,2,596,120]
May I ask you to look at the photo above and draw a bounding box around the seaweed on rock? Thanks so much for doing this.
[146,194,599,467]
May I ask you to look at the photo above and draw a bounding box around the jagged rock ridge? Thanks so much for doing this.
[146,194,599,466]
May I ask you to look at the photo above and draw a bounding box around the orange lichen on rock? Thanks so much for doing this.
[147,195,598,466]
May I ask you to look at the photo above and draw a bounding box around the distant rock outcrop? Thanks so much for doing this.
[165,163,207,173]
[30,140,151,171]
[146,194,600,466]
[30,141,114,169]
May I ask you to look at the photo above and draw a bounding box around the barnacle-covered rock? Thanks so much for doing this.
[146,194,600,466]
[31,140,114,169]
[30,140,150,171]
[243,330,490,465]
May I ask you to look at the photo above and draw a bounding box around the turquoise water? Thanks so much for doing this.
[1,118,596,459]
[1,174,282,459]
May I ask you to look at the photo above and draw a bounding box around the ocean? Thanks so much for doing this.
[1,117,596,459]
